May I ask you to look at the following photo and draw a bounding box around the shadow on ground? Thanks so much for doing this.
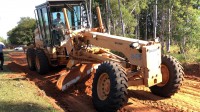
[0,64,19,73]
[128,90,166,101]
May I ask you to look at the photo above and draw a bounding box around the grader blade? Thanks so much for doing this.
[56,64,99,91]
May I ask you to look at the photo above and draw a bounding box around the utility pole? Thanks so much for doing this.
[118,0,125,36]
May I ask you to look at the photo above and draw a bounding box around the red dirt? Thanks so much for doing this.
[5,51,200,112]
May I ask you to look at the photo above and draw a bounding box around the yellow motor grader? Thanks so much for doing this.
[26,0,184,111]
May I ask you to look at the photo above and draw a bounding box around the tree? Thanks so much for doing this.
[139,0,200,54]
[171,0,200,53]
[7,17,36,45]
[92,0,147,38]
[0,37,5,43]
[110,0,148,37]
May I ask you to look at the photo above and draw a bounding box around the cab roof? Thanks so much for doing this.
[35,0,85,9]
[46,0,85,2]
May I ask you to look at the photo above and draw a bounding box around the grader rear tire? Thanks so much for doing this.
[26,48,36,71]
[35,49,49,75]
[149,55,184,97]
[92,61,128,112]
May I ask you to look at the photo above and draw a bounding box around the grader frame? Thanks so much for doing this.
[26,0,184,111]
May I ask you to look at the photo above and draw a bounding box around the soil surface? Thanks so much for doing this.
[5,52,200,112]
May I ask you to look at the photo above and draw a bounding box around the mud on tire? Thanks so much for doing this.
[92,61,128,112]
[26,48,36,71]
[150,55,184,97]
[35,49,49,75]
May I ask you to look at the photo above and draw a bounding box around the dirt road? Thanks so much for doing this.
[6,52,200,112]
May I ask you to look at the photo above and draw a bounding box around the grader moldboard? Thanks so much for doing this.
[26,0,184,111]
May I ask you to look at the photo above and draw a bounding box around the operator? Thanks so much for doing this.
[53,12,64,27]
[0,42,5,70]
[52,12,65,45]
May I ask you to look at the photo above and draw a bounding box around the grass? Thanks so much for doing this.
[0,77,59,112]
[0,49,62,112]
[165,45,200,63]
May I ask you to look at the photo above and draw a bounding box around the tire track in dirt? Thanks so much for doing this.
[120,98,162,112]
[180,89,200,101]
[172,93,200,110]
[183,78,200,89]
[128,86,182,112]
[128,77,200,112]
[181,86,200,96]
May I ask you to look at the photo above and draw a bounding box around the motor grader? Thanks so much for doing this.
[26,0,184,111]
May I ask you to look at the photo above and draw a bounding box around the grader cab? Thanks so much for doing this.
[26,0,184,111]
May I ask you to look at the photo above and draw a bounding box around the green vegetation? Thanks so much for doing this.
[93,0,200,63]
[94,0,147,37]
[7,17,36,45]
[0,76,59,112]
[0,37,6,43]
[0,50,61,112]
[166,45,200,63]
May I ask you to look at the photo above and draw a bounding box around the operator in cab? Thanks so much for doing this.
[53,12,62,27]
[52,12,66,45]
[53,12,65,27]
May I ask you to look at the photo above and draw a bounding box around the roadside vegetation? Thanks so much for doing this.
[0,50,61,112]
[166,45,200,63]
[95,0,200,64]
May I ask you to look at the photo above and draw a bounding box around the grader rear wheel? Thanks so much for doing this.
[35,49,50,75]
[26,48,36,71]
[150,55,184,97]
[92,61,128,112]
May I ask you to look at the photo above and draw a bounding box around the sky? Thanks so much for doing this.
[0,0,46,39]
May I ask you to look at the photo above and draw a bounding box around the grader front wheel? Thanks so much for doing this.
[97,73,110,101]
[157,64,170,87]
[92,61,128,112]
[150,55,184,97]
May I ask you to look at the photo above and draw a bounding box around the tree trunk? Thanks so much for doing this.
[105,0,111,34]
[160,4,165,53]
[166,0,171,53]
[117,0,125,36]
[153,0,158,39]
[135,14,138,39]
[179,42,187,60]
[109,5,115,35]
[89,0,92,28]
[138,14,140,39]
[145,9,148,40]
